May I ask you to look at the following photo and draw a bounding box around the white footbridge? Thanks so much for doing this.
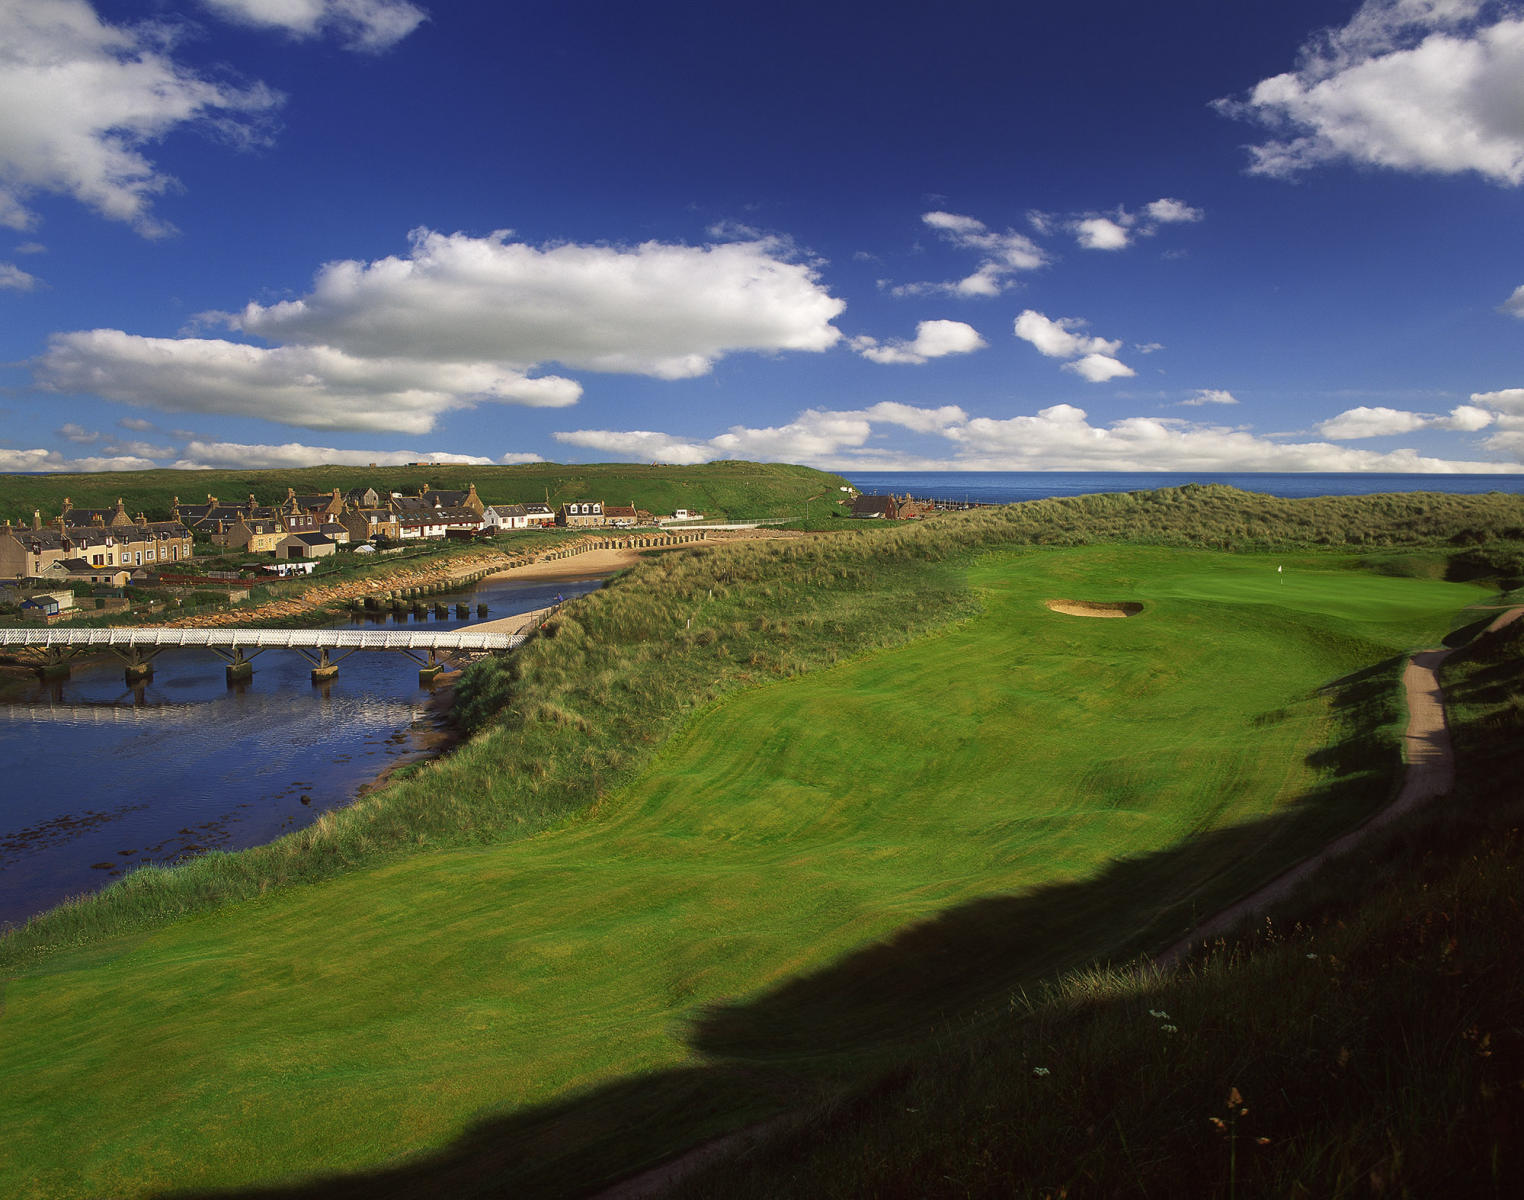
[0,626,522,684]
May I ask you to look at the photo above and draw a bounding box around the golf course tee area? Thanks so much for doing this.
[0,490,1515,1199]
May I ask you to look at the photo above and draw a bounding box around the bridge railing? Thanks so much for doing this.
[0,627,515,652]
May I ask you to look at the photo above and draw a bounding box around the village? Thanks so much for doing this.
[0,482,715,621]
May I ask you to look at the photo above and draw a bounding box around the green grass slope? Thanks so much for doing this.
[0,459,851,527]
[0,540,1489,1199]
[669,614,1524,1200]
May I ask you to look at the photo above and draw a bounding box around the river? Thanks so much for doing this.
[0,570,608,929]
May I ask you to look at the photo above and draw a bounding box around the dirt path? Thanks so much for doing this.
[1158,604,1524,965]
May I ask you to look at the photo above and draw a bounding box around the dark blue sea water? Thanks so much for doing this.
[845,471,1524,505]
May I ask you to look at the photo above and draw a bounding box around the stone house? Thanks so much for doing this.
[337,506,400,543]
[558,500,606,528]
[218,513,286,554]
[0,515,192,578]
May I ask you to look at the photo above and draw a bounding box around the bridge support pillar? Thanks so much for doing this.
[36,661,70,681]
[418,663,444,685]
[310,647,339,684]
[226,653,254,685]
[124,661,154,684]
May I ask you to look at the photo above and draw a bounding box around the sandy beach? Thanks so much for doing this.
[479,546,647,582]
[458,547,647,635]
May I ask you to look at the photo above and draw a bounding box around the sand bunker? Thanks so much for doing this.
[1044,599,1144,618]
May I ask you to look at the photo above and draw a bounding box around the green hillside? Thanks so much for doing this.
[0,459,852,526]
[1,487,1512,1199]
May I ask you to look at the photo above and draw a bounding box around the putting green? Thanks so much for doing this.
[0,547,1487,1198]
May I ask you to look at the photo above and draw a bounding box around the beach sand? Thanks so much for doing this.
[480,546,646,582]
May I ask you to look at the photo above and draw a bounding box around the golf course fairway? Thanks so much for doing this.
[0,545,1490,1198]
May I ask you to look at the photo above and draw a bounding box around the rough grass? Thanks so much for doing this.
[0,532,1490,1199]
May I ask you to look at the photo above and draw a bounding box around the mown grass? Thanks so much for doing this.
[667,614,1524,1199]
[0,519,1491,1199]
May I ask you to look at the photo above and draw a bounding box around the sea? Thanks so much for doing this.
[842,471,1524,505]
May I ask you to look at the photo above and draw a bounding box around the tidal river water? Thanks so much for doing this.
[0,571,607,930]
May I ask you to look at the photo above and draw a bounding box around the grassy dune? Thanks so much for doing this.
[0,538,1488,1199]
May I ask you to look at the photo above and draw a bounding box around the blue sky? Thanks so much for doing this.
[2,0,1523,475]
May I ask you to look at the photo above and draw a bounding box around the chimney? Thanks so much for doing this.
[32,509,41,531]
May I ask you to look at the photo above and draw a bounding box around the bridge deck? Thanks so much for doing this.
[0,627,516,652]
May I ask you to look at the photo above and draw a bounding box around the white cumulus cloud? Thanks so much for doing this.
[1,261,38,290]
[1056,198,1204,251]
[37,329,580,435]
[551,399,1522,473]
[1180,389,1240,407]
[908,211,1047,296]
[1319,403,1497,439]
[1145,198,1205,224]
[0,0,282,235]
[228,228,844,379]
[55,421,99,444]
[1073,217,1131,251]
[1501,284,1524,317]
[36,227,845,435]
[1472,386,1524,414]
[1013,309,1135,382]
[556,400,970,467]
[198,0,426,51]
[170,440,495,470]
[852,319,986,365]
[1218,0,1524,184]
[1013,310,1121,359]
[0,447,159,473]
[1470,387,1524,453]
[1064,353,1136,383]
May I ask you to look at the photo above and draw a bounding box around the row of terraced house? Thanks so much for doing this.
[3,482,675,585]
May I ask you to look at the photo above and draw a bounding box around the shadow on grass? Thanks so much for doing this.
[158,664,1406,1200]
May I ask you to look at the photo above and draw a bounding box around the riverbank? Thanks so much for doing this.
[0,562,623,929]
